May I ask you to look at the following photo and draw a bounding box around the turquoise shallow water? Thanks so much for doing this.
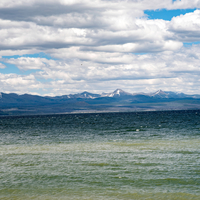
[0,110,200,199]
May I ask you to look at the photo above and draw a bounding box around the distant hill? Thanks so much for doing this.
[0,89,200,115]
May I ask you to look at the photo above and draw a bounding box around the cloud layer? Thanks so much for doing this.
[0,0,200,95]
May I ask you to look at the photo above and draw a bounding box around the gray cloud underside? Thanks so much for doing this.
[0,3,94,22]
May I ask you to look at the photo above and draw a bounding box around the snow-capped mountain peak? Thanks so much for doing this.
[101,89,133,97]
[151,90,168,98]
[114,89,123,94]
[155,89,164,94]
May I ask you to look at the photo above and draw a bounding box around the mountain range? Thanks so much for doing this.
[1,89,200,116]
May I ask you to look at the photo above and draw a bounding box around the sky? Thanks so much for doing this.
[0,0,200,96]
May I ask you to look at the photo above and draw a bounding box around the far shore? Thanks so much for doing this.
[0,108,199,117]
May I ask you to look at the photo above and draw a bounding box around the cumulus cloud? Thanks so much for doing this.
[0,0,200,95]
[169,10,200,42]
[0,63,6,68]
[0,73,43,94]
[4,57,46,70]
[0,0,198,53]
[1,43,199,95]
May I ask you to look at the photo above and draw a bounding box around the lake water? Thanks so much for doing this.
[0,110,200,199]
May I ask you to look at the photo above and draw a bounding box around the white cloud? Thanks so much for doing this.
[0,44,199,95]
[169,10,200,42]
[0,73,43,94]
[0,1,198,53]
[169,0,200,9]
[0,0,200,95]
[0,63,6,68]
[4,57,46,70]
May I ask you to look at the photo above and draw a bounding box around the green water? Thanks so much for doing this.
[0,110,200,199]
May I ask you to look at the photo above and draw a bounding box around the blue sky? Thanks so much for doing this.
[144,8,196,20]
[0,0,200,95]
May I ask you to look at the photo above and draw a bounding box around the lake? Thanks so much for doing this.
[0,110,200,199]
